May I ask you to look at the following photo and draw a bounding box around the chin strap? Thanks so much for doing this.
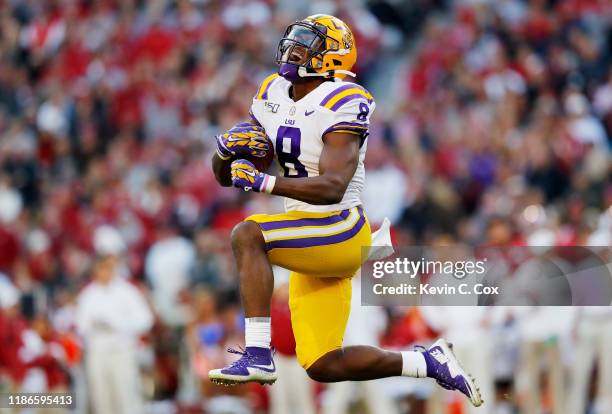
[297,66,356,80]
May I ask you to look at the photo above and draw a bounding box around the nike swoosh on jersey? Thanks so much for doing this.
[305,110,315,116]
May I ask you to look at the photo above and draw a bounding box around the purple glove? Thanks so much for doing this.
[216,122,270,160]
[231,159,276,193]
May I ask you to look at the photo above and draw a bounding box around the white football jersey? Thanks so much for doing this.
[250,74,375,213]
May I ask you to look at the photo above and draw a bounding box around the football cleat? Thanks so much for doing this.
[208,346,277,386]
[422,339,483,407]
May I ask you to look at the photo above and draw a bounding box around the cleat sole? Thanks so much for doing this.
[209,374,277,387]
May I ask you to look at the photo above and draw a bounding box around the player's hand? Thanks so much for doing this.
[231,159,275,193]
[216,123,270,160]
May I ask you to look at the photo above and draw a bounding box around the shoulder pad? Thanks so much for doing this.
[319,82,374,112]
[254,73,280,100]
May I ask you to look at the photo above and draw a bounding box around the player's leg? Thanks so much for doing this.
[210,207,482,406]
[230,220,273,317]
[306,343,482,407]
[289,269,482,407]
[209,208,364,385]
[305,346,403,381]
[208,220,277,385]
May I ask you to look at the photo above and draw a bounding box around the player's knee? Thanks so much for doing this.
[231,221,265,252]
[305,357,336,382]
[306,364,330,382]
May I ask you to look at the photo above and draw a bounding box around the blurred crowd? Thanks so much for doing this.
[0,0,610,413]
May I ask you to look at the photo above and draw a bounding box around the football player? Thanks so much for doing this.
[209,14,482,407]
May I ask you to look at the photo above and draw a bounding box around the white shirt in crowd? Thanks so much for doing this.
[76,277,153,352]
[145,236,196,325]
[362,164,408,226]
[344,277,388,346]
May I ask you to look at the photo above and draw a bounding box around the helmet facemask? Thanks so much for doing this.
[276,23,329,82]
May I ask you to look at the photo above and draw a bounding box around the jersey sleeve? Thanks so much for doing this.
[250,73,280,127]
[318,83,375,143]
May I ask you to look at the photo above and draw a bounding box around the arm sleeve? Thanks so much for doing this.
[319,95,376,145]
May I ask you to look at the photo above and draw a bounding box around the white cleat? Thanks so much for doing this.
[423,338,483,407]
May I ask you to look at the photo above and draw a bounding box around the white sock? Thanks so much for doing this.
[401,351,427,378]
[245,317,271,349]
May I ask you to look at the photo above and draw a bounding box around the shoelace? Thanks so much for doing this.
[225,346,276,368]
[226,346,255,368]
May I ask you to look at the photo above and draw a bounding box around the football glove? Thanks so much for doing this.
[216,122,270,160]
[231,159,276,193]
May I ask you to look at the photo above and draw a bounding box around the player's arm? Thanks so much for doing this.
[230,131,360,204]
[212,153,233,187]
[271,132,359,204]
